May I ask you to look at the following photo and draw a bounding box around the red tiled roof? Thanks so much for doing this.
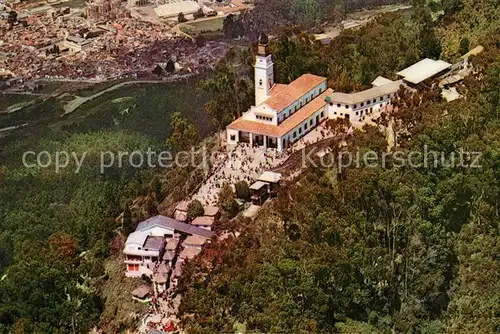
[264,74,326,111]
[227,88,332,138]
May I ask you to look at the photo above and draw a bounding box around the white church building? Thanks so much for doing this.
[226,34,451,152]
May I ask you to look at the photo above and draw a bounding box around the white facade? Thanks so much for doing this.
[226,41,445,151]
[123,215,214,278]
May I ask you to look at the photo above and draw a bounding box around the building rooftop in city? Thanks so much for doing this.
[264,74,326,111]
[154,0,200,18]
[228,89,332,138]
[328,80,403,105]
[397,59,452,84]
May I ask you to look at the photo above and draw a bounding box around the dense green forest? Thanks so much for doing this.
[178,1,500,333]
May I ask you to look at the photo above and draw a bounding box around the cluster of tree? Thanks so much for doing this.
[179,39,499,332]
[166,111,199,151]
[187,199,204,220]
[217,182,240,218]
[7,11,17,25]
[437,0,500,58]
[152,59,176,76]
[193,8,205,20]
[0,75,215,331]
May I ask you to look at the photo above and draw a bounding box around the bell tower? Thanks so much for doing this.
[254,32,274,106]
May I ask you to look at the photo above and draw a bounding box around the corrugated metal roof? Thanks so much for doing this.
[259,171,282,183]
[250,181,268,190]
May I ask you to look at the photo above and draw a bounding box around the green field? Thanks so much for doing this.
[181,16,224,34]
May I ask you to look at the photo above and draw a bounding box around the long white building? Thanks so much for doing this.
[226,34,331,152]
